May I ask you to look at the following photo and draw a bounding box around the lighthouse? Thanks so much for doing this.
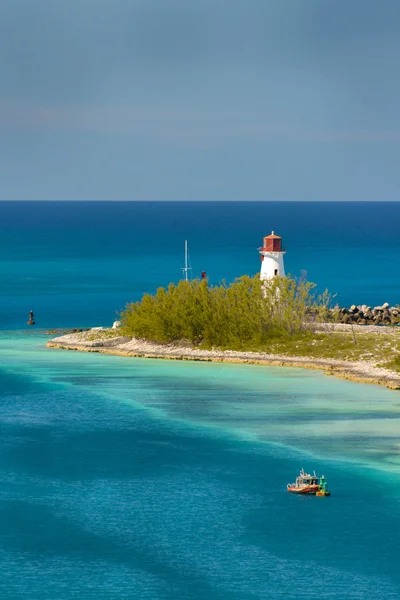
[259,231,286,280]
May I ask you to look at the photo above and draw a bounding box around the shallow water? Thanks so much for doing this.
[1,332,399,599]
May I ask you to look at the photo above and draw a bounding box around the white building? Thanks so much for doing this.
[259,231,286,280]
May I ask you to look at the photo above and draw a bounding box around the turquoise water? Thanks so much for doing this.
[1,201,400,598]
[1,332,400,599]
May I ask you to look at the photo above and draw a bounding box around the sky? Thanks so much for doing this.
[0,0,399,201]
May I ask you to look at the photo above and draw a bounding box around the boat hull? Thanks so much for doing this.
[287,485,319,495]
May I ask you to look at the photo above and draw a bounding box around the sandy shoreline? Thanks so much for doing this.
[47,330,400,390]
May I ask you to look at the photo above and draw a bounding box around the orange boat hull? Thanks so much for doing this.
[287,485,319,495]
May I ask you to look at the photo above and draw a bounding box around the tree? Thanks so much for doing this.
[120,274,328,349]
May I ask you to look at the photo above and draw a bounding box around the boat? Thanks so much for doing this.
[287,468,330,496]
[27,310,35,326]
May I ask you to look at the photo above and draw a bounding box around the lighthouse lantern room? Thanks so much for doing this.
[259,231,286,280]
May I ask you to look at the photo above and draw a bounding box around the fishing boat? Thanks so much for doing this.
[287,468,330,496]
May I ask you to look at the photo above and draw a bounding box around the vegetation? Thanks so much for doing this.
[116,274,400,373]
[385,354,400,373]
[266,331,400,370]
[83,329,125,341]
[119,274,332,350]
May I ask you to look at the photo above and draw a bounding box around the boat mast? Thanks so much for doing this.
[182,240,192,282]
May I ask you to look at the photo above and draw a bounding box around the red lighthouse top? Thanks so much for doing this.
[260,231,283,253]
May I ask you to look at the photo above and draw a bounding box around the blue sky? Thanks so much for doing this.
[1,0,399,200]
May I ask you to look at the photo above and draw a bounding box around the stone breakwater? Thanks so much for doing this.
[334,303,400,326]
[47,329,400,390]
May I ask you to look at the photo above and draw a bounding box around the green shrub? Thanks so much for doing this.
[120,274,327,349]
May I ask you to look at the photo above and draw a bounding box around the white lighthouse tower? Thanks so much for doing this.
[259,231,286,280]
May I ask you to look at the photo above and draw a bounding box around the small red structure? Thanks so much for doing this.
[201,271,207,280]
[259,231,286,278]
[260,231,283,253]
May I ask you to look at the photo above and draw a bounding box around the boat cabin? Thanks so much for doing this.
[296,473,318,487]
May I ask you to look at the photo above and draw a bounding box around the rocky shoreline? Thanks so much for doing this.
[47,329,400,390]
[331,303,400,326]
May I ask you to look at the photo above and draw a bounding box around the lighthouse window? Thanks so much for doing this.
[274,269,278,276]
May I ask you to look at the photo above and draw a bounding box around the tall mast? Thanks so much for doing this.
[185,240,188,282]
[182,240,192,281]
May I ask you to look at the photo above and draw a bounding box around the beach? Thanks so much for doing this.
[47,326,400,390]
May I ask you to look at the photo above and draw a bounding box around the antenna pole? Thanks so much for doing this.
[185,240,188,282]
[182,240,192,282]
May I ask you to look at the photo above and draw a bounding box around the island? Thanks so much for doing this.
[47,275,400,390]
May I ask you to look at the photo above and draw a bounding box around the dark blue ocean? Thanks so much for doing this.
[0,201,399,329]
[1,202,400,599]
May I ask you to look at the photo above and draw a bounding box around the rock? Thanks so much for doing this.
[112,321,121,329]
[327,303,400,326]
[91,327,104,332]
